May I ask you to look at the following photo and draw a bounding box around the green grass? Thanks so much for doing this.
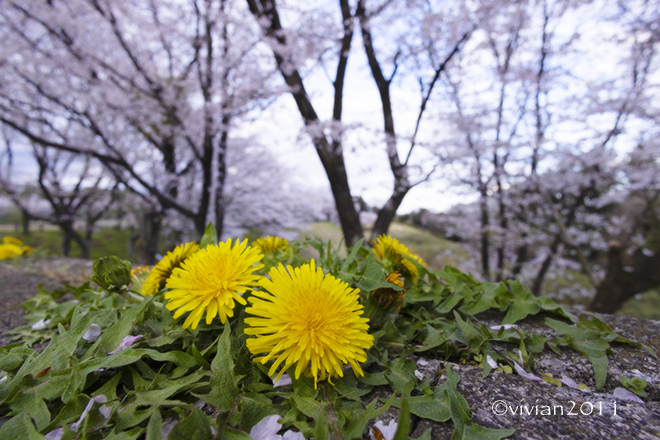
[4,228,136,263]
[385,223,471,270]
[299,221,470,270]
[617,289,660,321]
[4,221,659,320]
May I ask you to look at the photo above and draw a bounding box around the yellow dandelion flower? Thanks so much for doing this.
[140,242,199,296]
[0,243,23,260]
[244,260,374,388]
[131,265,151,277]
[3,236,23,246]
[253,236,291,253]
[164,238,264,330]
[372,234,426,279]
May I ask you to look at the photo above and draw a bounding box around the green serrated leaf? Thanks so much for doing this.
[453,311,486,348]
[385,356,416,396]
[146,411,163,440]
[238,393,278,432]
[167,407,212,440]
[222,427,252,440]
[0,413,44,440]
[200,223,218,249]
[460,282,509,315]
[394,386,451,422]
[343,395,395,438]
[355,258,395,292]
[545,318,610,389]
[502,281,540,324]
[205,323,239,411]
[392,395,410,440]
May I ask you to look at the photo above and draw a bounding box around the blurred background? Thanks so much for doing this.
[1,0,659,318]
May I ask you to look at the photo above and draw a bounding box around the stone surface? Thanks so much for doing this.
[368,311,660,439]
[0,263,64,347]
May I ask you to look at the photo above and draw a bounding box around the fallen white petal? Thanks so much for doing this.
[109,335,144,355]
[371,420,398,440]
[250,414,282,440]
[486,355,498,369]
[558,374,577,389]
[272,374,292,387]
[71,395,108,431]
[282,431,304,440]
[31,318,50,330]
[99,405,111,419]
[82,324,101,342]
[414,370,424,380]
[613,387,645,404]
[489,324,518,330]
[162,419,177,440]
[44,427,64,440]
[416,359,429,366]
[513,362,544,382]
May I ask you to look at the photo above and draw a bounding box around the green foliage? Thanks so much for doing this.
[0,235,652,439]
[546,315,654,389]
[618,375,648,398]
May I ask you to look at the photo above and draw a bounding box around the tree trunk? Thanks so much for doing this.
[62,224,72,257]
[138,210,163,265]
[74,231,90,259]
[370,186,410,241]
[479,187,491,280]
[512,240,528,277]
[245,0,364,247]
[21,210,31,235]
[531,240,560,296]
[128,226,140,261]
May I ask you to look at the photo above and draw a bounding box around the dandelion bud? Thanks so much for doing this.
[363,271,406,326]
[91,256,132,292]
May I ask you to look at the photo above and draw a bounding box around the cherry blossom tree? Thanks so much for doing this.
[437,0,660,310]
[0,0,276,261]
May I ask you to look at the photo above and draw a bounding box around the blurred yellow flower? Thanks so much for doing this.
[165,239,264,329]
[245,260,374,388]
[0,236,32,260]
[131,265,151,277]
[372,234,426,279]
[253,236,290,253]
[3,236,23,246]
[140,242,199,296]
[0,243,23,260]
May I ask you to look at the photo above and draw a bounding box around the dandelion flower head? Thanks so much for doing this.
[131,265,151,277]
[0,237,29,260]
[372,234,426,279]
[244,260,374,388]
[165,238,264,329]
[3,236,23,246]
[140,242,199,296]
[253,236,291,253]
